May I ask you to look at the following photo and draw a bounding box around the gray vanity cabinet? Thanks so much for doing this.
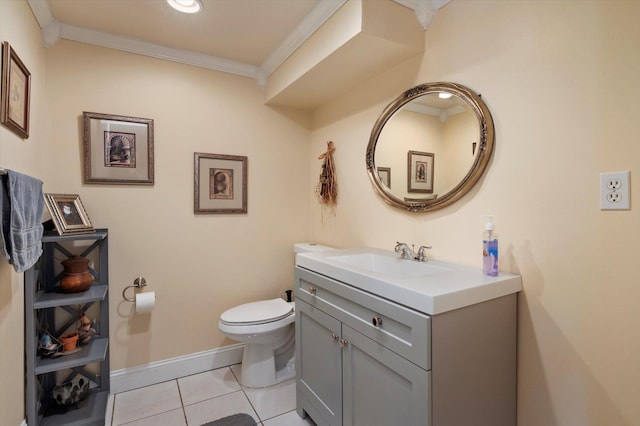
[295,267,431,426]
[341,324,430,425]
[296,300,343,425]
[295,266,517,426]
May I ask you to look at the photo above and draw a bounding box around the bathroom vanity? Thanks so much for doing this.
[294,247,521,426]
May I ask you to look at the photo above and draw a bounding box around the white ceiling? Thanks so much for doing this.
[27,0,449,83]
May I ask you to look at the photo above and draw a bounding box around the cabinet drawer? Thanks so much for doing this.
[295,267,431,370]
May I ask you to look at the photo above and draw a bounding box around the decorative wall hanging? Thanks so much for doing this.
[1,42,31,139]
[44,193,95,235]
[407,150,434,193]
[194,152,248,214]
[316,141,337,208]
[83,112,154,185]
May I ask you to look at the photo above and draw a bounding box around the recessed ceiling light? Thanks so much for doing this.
[167,0,203,14]
[438,92,453,99]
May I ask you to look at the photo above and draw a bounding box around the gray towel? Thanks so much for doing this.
[0,170,44,273]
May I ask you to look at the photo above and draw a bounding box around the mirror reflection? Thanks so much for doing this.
[366,82,494,212]
[375,93,478,199]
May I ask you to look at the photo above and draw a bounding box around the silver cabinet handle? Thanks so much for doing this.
[308,286,317,295]
[339,338,348,348]
[330,332,339,342]
[372,316,383,327]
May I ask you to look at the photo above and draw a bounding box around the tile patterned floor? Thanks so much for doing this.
[111,364,316,426]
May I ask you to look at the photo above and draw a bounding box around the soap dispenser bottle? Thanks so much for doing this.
[482,215,499,276]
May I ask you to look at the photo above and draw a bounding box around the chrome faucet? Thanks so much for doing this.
[395,242,432,262]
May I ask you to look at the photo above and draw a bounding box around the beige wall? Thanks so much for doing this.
[0,0,47,424]
[310,1,640,425]
[43,40,312,371]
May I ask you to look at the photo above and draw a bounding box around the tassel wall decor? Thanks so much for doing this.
[316,141,337,210]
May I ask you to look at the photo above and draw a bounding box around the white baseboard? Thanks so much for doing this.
[110,344,244,394]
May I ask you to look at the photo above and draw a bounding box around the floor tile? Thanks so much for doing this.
[184,390,259,426]
[113,380,182,425]
[178,367,241,406]
[242,379,296,421]
[262,410,316,426]
[117,408,187,426]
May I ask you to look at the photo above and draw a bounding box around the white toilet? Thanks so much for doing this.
[218,243,332,388]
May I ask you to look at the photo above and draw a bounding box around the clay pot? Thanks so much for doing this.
[60,256,94,293]
[60,333,79,352]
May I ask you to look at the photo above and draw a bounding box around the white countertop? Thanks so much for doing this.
[296,247,522,315]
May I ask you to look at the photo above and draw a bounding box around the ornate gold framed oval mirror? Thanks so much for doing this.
[366,82,494,212]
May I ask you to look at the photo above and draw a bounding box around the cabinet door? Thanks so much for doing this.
[342,325,431,426]
[296,299,343,426]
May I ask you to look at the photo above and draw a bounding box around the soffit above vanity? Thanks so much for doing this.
[264,0,426,109]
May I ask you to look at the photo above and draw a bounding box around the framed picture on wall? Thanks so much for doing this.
[83,111,154,185]
[407,150,434,193]
[44,193,95,235]
[194,152,248,214]
[377,167,391,188]
[1,42,31,139]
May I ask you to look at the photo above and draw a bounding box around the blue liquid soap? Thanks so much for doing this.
[482,216,499,277]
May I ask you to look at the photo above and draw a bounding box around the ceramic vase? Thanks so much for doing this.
[60,256,93,293]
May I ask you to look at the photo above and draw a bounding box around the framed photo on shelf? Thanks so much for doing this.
[44,193,95,235]
[194,152,247,214]
[1,42,31,139]
[377,167,391,188]
[407,150,434,193]
[83,111,154,185]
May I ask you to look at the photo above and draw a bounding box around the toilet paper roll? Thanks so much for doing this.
[135,292,155,313]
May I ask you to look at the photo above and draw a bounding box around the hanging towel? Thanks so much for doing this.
[0,170,44,273]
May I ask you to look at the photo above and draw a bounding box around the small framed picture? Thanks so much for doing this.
[1,42,31,139]
[194,152,248,214]
[377,167,391,188]
[83,112,154,185]
[44,194,95,235]
[407,150,434,193]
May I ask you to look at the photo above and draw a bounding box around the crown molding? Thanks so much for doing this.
[26,0,445,81]
[59,22,260,78]
[27,0,345,82]
[392,0,451,30]
[26,0,54,28]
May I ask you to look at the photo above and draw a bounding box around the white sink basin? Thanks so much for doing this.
[296,247,522,315]
[329,252,450,278]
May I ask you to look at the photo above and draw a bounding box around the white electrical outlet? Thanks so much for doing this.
[600,171,630,210]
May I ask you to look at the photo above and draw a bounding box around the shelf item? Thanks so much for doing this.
[25,229,110,426]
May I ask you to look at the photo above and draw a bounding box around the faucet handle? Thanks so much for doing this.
[394,241,411,258]
[417,245,432,262]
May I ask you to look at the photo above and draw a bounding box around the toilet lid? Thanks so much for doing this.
[220,298,293,326]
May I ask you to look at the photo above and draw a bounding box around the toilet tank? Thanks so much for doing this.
[293,243,333,266]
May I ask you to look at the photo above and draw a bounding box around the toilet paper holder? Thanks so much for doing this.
[122,277,147,302]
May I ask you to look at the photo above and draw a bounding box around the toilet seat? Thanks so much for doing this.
[220,298,293,326]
